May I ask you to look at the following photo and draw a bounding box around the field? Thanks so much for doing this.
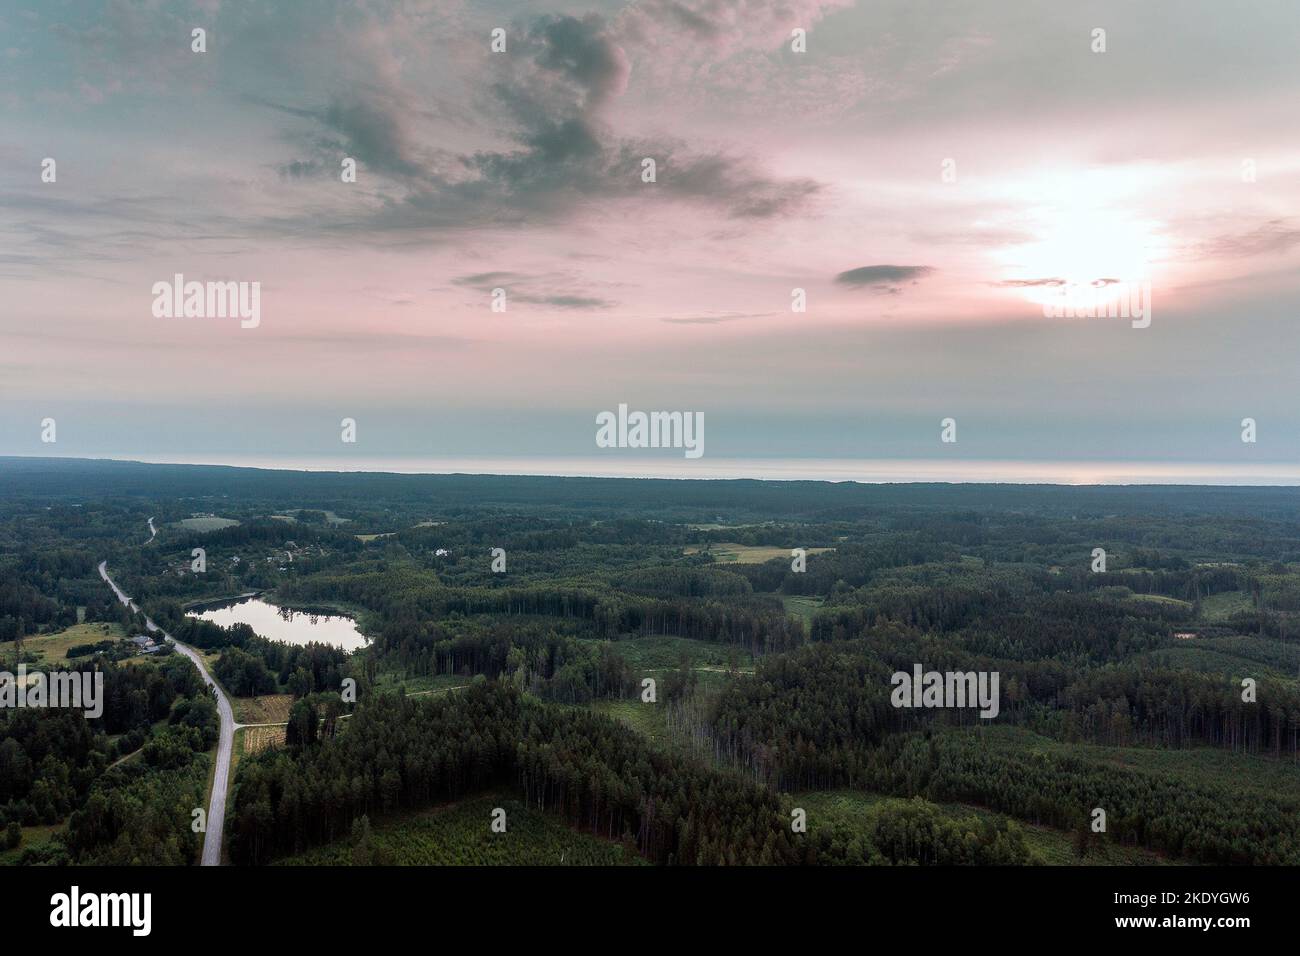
[232,693,294,725]
[275,797,647,866]
[0,622,128,665]
[1126,592,1193,609]
[174,515,240,532]
[682,542,834,563]
[607,634,753,672]
[371,671,476,695]
[782,595,824,625]
[590,698,672,748]
[1200,590,1254,622]
[242,725,287,755]
[274,509,350,526]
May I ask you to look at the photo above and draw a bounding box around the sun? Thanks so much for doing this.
[991,168,1169,312]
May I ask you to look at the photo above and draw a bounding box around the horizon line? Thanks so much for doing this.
[6,454,1300,488]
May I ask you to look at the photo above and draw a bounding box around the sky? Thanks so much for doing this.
[2,0,1299,478]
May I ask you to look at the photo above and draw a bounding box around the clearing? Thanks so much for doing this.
[0,622,129,666]
[275,796,646,866]
[683,542,834,563]
[232,693,294,725]
[175,515,240,532]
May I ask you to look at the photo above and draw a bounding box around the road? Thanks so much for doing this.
[98,557,234,866]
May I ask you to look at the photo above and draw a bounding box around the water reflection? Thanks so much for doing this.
[187,596,366,651]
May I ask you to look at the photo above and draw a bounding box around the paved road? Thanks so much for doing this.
[98,558,234,866]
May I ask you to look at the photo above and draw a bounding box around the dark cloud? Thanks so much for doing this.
[320,94,427,180]
[995,277,1121,288]
[453,14,817,220]
[835,265,934,292]
[536,294,613,309]
[619,0,851,53]
[278,159,326,179]
[530,14,631,109]
[274,13,819,230]
[995,277,1065,288]
[451,271,615,310]
[453,271,527,287]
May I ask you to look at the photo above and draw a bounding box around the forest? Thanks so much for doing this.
[2,456,1299,866]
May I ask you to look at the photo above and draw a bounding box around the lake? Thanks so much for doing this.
[186,596,367,651]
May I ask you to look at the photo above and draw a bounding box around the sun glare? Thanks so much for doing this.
[992,168,1169,311]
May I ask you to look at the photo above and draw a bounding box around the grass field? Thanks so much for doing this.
[275,796,647,866]
[782,595,824,625]
[174,515,240,532]
[1127,592,1193,608]
[589,690,730,766]
[1199,590,1254,622]
[608,634,753,672]
[372,671,477,695]
[591,698,673,748]
[0,622,129,666]
[232,693,294,725]
[795,790,1178,866]
[682,542,834,564]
